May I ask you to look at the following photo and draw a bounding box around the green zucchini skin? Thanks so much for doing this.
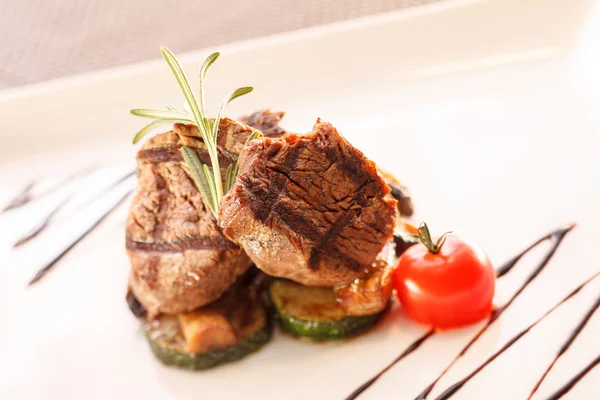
[145,318,272,370]
[269,280,384,341]
[276,313,382,341]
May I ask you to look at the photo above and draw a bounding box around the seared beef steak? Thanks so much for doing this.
[238,109,287,138]
[334,240,396,316]
[218,120,397,287]
[127,117,262,317]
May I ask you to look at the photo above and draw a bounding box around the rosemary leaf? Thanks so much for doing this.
[224,129,263,183]
[160,47,211,142]
[162,47,223,203]
[133,119,192,144]
[166,105,186,113]
[130,108,192,122]
[132,48,256,221]
[225,164,235,192]
[246,129,263,143]
[199,52,220,116]
[202,163,218,211]
[212,87,254,142]
[234,159,241,178]
[180,146,217,217]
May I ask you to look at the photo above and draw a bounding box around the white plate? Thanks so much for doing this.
[1,0,600,399]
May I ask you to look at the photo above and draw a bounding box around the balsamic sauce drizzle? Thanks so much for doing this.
[415,224,576,400]
[9,168,595,398]
[1,181,35,213]
[28,190,133,285]
[13,169,136,248]
[433,274,600,400]
[528,292,600,399]
[345,330,435,400]
[1,168,94,215]
[345,224,578,400]
[13,200,69,247]
[544,353,600,400]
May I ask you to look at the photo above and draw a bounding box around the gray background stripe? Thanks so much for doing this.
[0,0,441,89]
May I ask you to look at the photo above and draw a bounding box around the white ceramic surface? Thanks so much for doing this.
[1,0,600,398]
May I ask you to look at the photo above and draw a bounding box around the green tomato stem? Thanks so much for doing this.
[417,222,452,254]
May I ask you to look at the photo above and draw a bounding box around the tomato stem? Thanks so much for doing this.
[417,222,452,254]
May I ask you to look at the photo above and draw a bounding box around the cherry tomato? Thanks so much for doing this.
[393,223,495,329]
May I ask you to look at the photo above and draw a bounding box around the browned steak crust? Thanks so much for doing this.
[238,109,287,137]
[126,110,288,317]
[126,118,253,317]
[218,119,397,287]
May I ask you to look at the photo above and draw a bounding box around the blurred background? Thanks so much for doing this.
[0,0,440,89]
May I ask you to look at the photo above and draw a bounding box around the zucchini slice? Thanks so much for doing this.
[144,293,272,370]
[269,280,383,340]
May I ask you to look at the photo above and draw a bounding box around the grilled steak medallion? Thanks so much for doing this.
[126,112,286,317]
[218,120,397,287]
[238,109,287,138]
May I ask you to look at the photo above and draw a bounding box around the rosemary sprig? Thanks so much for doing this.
[130,47,260,219]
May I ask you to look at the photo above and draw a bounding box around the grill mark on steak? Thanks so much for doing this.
[243,143,302,223]
[271,201,321,241]
[126,117,263,315]
[239,130,381,272]
[308,179,373,271]
[218,120,396,287]
[138,145,235,168]
[137,146,183,162]
[255,196,365,271]
[126,235,238,252]
[309,208,362,271]
[325,145,374,187]
[299,136,377,271]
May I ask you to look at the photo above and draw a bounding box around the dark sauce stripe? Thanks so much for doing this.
[415,223,576,400]
[433,273,600,400]
[2,168,94,214]
[126,235,238,252]
[528,290,600,399]
[345,330,435,400]
[28,190,133,286]
[544,354,600,400]
[495,224,575,278]
[13,200,66,247]
[13,169,135,248]
[346,224,576,400]
[1,181,35,213]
